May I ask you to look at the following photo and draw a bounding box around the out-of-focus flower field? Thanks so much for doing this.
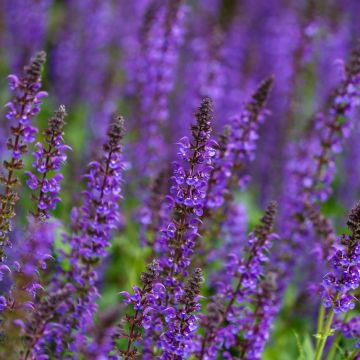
[0,1,359,359]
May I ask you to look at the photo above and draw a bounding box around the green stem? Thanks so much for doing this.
[316,305,326,348]
[326,311,351,360]
[325,332,341,360]
[314,307,335,360]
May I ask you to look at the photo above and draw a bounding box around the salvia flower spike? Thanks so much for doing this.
[197,202,278,359]
[23,115,125,357]
[315,200,360,359]
[0,51,47,261]
[25,105,69,219]
[120,97,216,358]
[206,76,274,212]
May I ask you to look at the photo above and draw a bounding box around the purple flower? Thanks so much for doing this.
[320,201,360,313]
[121,98,215,358]
[0,51,47,261]
[52,0,113,106]
[119,260,160,359]
[132,0,187,178]
[272,41,360,336]
[3,0,51,71]
[206,77,273,212]
[0,296,7,312]
[0,217,59,357]
[24,115,125,358]
[196,202,278,359]
[25,105,69,219]
[340,316,360,345]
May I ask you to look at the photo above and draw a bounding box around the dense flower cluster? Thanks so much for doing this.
[321,201,360,313]
[15,115,126,358]
[0,51,47,260]
[0,218,58,358]
[25,105,69,219]
[196,202,278,359]
[121,97,216,359]
[340,316,360,348]
[311,201,360,359]
[1,2,360,360]
[206,77,273,211]
[133,0,188,178]
[0,106,69,357]
[62,115,125,346]
[271,42,360,347]
[3,0,51,71]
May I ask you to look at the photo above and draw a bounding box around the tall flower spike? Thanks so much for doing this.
[134,0,187,178]
[314,201,360,358]
[321,201,360,313]
[119,260,160,359]
[66,115,125,339]
[120,97,216,358]
[205,76,274,212]
[24,115,125,358]
[3,0,51,71]
[200,78,273,268]
[0,218,59,358]
[237,271,279,359]
[25,105,69,219]
[197,202,278,359]
[273,39,360,326]
[148,98,214,358]
[0,51,47,260]
[1,108,67,357]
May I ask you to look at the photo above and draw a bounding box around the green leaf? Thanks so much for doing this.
[302,334,315,359]
[293,331,305,360]
[293,331,315,360]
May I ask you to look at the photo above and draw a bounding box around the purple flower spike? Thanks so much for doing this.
[119,260,160,359]
[320,201,360,313]
[0,51,47,261]
[120,98,215,358]
[340,315,360,345]
[22,115,125,358]
[0,217,59,357]
[3,0,51,72]
[25,105,69,219]
[206,76,274,213]
[133,0,188,178]
[196,202,278,359]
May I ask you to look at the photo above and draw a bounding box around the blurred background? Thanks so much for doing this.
[1,1,360,358]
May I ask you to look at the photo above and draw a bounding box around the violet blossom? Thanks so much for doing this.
[133,0,187,178]
[0,51,47,261]
[24,115,125,358]
[120,97,216,358]
[196,202,278,359]
[25,105,69,219]
[321,201,360,314]
[205,76,274,212]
